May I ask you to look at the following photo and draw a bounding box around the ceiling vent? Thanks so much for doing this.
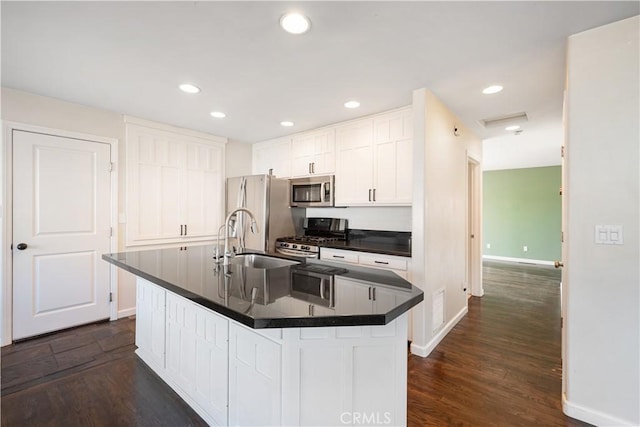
[479,112,528,128]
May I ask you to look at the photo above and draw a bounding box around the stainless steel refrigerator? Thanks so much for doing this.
[225,174,296,253]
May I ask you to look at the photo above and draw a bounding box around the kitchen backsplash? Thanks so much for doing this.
[305,207,412,232]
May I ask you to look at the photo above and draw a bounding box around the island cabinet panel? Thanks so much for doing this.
[135,279,166,370]
[126,120,226,246]
[281,316,408,426]
[166,293,229,427]
[228,323,282,426]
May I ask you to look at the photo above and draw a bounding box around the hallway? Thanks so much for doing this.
[407,261,590,426]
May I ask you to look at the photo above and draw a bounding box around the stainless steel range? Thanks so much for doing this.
[275,218,347,258]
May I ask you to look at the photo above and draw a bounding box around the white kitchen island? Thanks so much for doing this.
[104,245,422,426]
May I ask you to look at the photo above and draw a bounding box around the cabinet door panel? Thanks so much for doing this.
[229,323,282,426]
[166,293,229,426]
[135,279,166,368]
[253,137,291,178]
[335,120,374,206]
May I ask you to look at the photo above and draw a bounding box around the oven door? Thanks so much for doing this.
[290,176,334,207]
[275,247,318,258]
[290,270,334,308]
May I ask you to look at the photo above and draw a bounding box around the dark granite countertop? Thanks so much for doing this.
[321,229,411,257]
[103,245,423,329]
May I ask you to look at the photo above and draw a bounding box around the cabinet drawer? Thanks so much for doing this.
[358,254,408,271]
[320,248,359,264]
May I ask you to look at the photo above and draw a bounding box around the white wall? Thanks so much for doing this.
[564,16,639,426]
[410,88,482,357]
[225,140,253,178]
[306,207,411,232]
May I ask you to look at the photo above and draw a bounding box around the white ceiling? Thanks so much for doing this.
[2,2,638,168]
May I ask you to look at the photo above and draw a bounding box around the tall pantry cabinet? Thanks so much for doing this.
[125,117,226,247]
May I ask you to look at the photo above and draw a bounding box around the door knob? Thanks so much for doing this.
[16,243,28,250]
[554,260,564,269]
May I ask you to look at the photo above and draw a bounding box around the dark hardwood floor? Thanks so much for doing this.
[2,261,590,426]
[407,261,590,427]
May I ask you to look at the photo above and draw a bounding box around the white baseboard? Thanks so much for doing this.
[563,393,638,426]
[483,255,555,266]
[118,307,136,319]
[410,305,468,358]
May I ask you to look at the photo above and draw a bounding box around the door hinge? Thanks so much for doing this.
[109,292,113,302]
[108,162,114,172]
[109,227,113,237]
[560,317,563,328]
[561,231,564,243]
[561,146,565,158]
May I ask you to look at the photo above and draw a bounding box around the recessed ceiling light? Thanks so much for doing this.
[281,121,294,127]
[210,111,226,118]
[344,101,360,109]
[482,85,503,95]
[505,125,520,131]
[280,12,311,34]
[179,83,201,94]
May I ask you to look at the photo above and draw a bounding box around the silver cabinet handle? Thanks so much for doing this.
[372,287,376,301]
[368,189,372,201]
[312,162,315,173]
[308,163,312,174]
[309,304,314,316]
[180,225,184,236]
[368,287,372,300]
[332,255,344,259]
[184,224,187,236]
[373,188,376,201]
[374,260,389,265]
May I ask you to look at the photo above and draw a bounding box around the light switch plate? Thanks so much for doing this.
[595,225,624,245]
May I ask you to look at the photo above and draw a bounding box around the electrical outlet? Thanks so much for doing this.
[523,246,528,252]
[486,243,491,249]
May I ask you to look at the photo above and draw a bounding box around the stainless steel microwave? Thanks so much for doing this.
[289,175,334,207]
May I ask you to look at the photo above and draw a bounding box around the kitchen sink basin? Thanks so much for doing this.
[230,254,300,269]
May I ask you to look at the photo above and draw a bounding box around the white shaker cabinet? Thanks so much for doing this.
[135,279,166,369]
[228,323,282,426]
[126,118,226,246]
[334,107,412,206]
[373,108,413,205]
[290,129,336,177]
[335,119,375,205]
[252,137,292,178]
[320,248,410,280]
[165,293,229,426]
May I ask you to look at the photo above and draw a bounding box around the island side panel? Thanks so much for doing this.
[281,314,408,426]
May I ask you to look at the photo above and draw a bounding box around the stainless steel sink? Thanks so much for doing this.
[230,253,300,269]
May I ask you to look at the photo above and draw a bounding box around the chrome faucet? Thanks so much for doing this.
[214,223,230,263]
[224,208,258,266]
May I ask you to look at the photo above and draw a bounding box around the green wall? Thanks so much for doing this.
[483,166,561,262]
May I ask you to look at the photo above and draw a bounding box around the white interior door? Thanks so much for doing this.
[12,130,112,340]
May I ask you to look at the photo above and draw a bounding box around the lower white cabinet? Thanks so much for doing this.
[320,248,410,280]
[166,293,229,426]
[135,279,166,369]
[228,323,282,426]
[135,277,408,427]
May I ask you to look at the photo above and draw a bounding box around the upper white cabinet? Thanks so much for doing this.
[335,119,375,205]
[290,129,335,177]
[126,118,226,246]
[252,137,291,178]
[335,107,413,206]
[372,108,413,205]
